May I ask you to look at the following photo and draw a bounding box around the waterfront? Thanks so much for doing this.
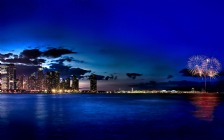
[0,93,223,140]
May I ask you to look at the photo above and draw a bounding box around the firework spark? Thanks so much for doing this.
[202,58,221,78]
[188,55,222,78]
[188,55,207,76]
[188,55,222,91]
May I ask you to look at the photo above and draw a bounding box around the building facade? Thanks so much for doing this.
[0,64,16,90]
[37,68,45,91]
[28,73,37,90]
[72,75,79,91]
[46,71,60,93]
[90,74,97,93]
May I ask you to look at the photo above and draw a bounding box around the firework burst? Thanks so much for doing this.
[188,55,207,76]
[202,57,221,78]
[187,55,222,91]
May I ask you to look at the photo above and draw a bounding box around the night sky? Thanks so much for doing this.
[1,0,224,90]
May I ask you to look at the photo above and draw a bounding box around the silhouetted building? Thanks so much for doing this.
[0,64,16,90]
[72,75,79,91]
[90,74,97,93]
[46,71,60,93]
[65,77,70,89]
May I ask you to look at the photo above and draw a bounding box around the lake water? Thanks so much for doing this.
[0,93,223,140]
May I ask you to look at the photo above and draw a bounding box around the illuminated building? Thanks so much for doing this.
[46,71,60,93]
[0,64,16,90]
[17,75,25,90]
[37,68,45,91]
[90,74,97,93]
[23,76,28,90]
[71,75,79,91]
[60,79,66,90]
[28,73,37,90]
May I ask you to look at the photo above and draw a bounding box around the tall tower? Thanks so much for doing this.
[46,71,60,93]
[90,74,97,93]
[7,64,16,90]
[0,64,8,90]
[37,67,45,91]
[65,77,70,90]
[28,73,36,90]
[72,75,79,92]
[0,64,16,91]
[18,75,25,90]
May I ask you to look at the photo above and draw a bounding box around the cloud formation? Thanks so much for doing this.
[49,62,91,78]
[43,48,76,58]
[0,47,79,76]
[179,69,195,77]
[126,73,142,79]
[20,49,42,59]
[55,56,85,64]
[167,75,174,79]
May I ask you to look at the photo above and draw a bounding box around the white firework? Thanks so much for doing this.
[202,57,221,78]
[188,55,207,76]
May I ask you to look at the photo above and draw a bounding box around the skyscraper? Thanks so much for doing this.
[17,75,25,90]
[71,75,79,92]
[28,73,36,90]
[0,64,16,91]
[65,77,70,90]
[8,64,16,90]
[46,71,60,93]
[37,68,45,91]
[90,74,97,93]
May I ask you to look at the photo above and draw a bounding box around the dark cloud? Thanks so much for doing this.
[0,53,13,59]
[126,73,142,79]
[20,49,42,59]
[95,74,105,80]
[0,47,81,76]
[37,59,46,64]
[167,75,174,79]
[20,48,77,59]
[0,52,46,65]
[49,63,71,74]
[0,47,78,67]
[179,69,195,77]
[49,62,91,78]
[105,74,117,80]
[43,48,77,58]
[55,57,85,64]
[69,68,91,78]
[2,58,46,65]
[56,57,73,63]
[86,74,105,80]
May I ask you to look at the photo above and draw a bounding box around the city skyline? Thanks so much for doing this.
[1,0,224,90]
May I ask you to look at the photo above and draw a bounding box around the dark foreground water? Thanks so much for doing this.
[0,93,223,140]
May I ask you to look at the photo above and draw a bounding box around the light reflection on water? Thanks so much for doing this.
[0,94,223,139]
[190,94,219,121]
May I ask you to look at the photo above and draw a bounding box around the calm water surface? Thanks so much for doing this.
[0,93,223,140]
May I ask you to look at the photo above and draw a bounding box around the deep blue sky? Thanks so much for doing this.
[1,0,224,90]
